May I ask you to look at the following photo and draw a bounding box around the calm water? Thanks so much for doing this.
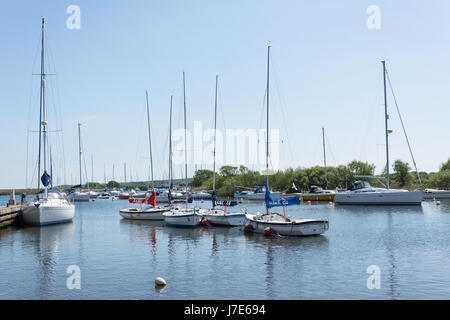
[1,195,449,300]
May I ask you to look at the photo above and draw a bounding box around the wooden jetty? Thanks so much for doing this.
[0,205,22,228]
[0,190,23,228]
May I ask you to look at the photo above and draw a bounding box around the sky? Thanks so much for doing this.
[1,0,450,188]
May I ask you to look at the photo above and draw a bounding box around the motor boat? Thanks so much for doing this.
[333,181,423,205]
[97,192,111,199]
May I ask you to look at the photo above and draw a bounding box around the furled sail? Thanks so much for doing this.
[211,190,237,207]
[265,187,299,208]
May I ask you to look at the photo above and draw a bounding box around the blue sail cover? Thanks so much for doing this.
[265,187,300,208]
[212,190,237,207]
[41,171,51,187]
[168,190,173,204]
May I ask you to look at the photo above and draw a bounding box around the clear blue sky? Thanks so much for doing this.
[1,0,449,188]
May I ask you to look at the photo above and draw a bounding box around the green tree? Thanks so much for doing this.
[392,160,413,188]
[191,169,214,187]
[106,180,121,189]
[347,160,376,176]
[220,166,239,177]
[440,158,450,171]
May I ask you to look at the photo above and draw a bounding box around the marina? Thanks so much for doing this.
[1,1,450,303]
[1,195,449,299]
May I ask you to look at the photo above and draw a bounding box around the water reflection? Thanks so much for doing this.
[20,223,75,298]
[333,204,424,215]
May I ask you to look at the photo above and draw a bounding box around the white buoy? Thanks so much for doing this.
[436,201,441,206]
[155,277,166,286]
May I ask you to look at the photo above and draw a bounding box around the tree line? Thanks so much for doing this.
[190,158,450,197]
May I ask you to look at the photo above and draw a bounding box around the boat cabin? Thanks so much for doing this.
[349,181,372,191]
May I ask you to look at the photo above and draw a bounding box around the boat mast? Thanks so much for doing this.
[213,75,218,194]
[322,127,327,188]
[37,18,48,198]
[266,46,270,214]
[145,90,154,190]
[183,72,188,208]
[169,95,173,190]
[78,122,82,188]
[382,61,390,189]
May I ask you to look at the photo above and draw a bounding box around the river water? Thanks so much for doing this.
[1,195,449,300]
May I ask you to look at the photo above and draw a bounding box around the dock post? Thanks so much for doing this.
[8,189,16,206]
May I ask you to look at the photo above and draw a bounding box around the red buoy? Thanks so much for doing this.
[263,227,276,236]
[244,224,254,232]
[200,218,211,226]
[329,202,333,205]
[307,200,311,205]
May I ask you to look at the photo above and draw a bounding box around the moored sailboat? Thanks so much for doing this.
[244,45,329,236]
[163,72,202,227]
[23,18,75,226]
[334,61,423,205]
[119,91,171,220]
[198,75,246,226]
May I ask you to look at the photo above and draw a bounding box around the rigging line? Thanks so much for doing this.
[385,70,422,185]
[270,52,295,167]
[324,131,338,167]
[46,29,68,186]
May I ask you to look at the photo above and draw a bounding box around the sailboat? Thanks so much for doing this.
[163,72,203,227]
[244,46,329,236]
[22,18,75,226]
[67,123,90,201]
[297,128,335,201]
[333,61,423,205]
[198,75,246,226]
[119,91,171,220]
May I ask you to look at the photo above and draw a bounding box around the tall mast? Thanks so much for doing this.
[37,18,47,197]
[169,95,173,189]
[322,127,327,188]
[124,162,127,184]
[213,75,218,192]
[183,71,188,208]
[382,61,390,189]
[78,122,82,188]
[50,146,53,189]
[145,91,154,189]
[266,46,270,214]
[91,154,94,183]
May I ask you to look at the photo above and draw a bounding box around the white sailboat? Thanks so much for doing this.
[22,18,75,226]
[244,46,329,236]
[163,72,202,227]
[120,91,171,220]
[334,61,423,205]
[67,123,90,202]
[198,75,246,226]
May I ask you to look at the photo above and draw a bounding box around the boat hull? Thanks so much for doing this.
[298,193,335,201]
[119,208,169,220]
[200,210,246,226]
[423,190,450,200]
[334,190,423,205]
[163,211,202,227]
[22,203,75,226]
[67,192,90,202]
[245,214,329,236]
